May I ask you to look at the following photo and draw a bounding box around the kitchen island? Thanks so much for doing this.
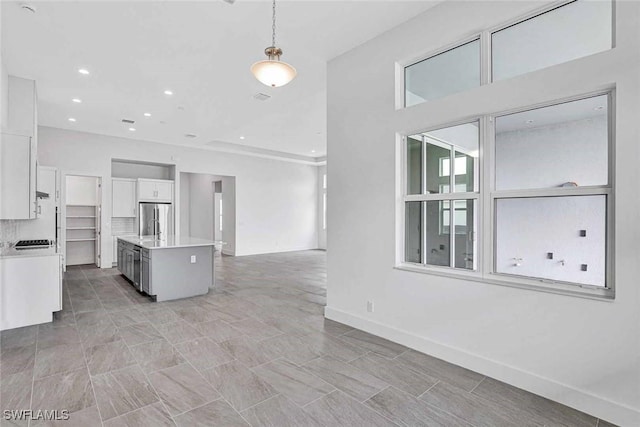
[117,235,219,301]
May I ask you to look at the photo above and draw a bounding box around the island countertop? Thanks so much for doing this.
[117,235,222,250]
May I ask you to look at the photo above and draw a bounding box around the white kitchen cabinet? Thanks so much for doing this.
[0,255,62,331]
[112,178,137,217]
[0,133,35,219]
[138,179,173,202]
[0,76,38,219]
[8,76,38,137]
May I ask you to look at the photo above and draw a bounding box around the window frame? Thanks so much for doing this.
[402,34,483,109]
[487,0,616,83]
[398,90,615,300]
[398,0,615,110]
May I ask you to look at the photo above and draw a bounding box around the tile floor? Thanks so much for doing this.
[0,250,616,426]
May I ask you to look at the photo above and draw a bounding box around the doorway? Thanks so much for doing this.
[179,172,235,255]
[213,180,222,242]
[64,174,101,267]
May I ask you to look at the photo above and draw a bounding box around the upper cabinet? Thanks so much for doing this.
[138,179,173,203]
[0,76,38,219]
[112,178,137,217]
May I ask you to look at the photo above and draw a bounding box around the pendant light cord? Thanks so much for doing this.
[272,0,277,47]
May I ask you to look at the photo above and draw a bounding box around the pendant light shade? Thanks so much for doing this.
[251,0,296,87]
[251,47,297,88]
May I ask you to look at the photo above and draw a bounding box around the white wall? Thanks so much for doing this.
[37,126,319,263]
[220,176,236,255]
[179,172,191,237]
[326,1,640,425]
[1,60,7,129]
[496,195,606,286]
[0,1,6,130]
[188,173,216,241]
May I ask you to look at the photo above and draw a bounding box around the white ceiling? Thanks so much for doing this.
[2,0,438,160]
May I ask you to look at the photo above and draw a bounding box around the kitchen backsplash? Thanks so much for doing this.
[112,217,136,235]
[0,220,21,248]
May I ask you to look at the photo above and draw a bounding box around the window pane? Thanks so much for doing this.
[426,142,450,194]
[454,199,476,270]
[495,195,606,287]
[407,136,422,195]
[426,200,450,267]
[405,201,422,263]
[454,151,475,192]
[405,39,480,107]
[424,122,479,193]
[492,0,612,81]
[495,95,608,190]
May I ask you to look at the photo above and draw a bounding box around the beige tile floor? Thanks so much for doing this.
[0,250,616,426]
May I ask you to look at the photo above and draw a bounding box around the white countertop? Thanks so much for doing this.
[0,246,60,259]
[117,235,222,250]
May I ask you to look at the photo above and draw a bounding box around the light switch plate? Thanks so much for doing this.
[190,255,196,263]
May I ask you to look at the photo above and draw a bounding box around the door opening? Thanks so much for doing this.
[64,174,101,268]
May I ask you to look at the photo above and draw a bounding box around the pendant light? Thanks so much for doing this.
[251,0,297,88]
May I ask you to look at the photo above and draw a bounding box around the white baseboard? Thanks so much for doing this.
[325,306,639,427]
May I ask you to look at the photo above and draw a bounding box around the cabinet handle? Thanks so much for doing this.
[38,206,42,214]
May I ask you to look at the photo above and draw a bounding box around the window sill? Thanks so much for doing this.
[394,264,615,301]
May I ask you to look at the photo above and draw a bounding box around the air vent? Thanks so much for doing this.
[222,0,236,4]
[185,134,197,139]
[253,93,271,101]
[122,119,135,124]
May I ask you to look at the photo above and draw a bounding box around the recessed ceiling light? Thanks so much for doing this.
[311,150,316,153]
[525,119,534,124]
[78,68,90,75]
[129,127,136,132]
[164,90,173,96]
[143,113,151,117]
[239,136,245,140]
[68,118,76,122]
[72,98,82,103]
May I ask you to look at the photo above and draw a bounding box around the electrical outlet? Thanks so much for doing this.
[190,255,196,263]
[367,300,374,313]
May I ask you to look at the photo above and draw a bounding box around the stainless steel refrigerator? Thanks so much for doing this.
[139,202,172,239]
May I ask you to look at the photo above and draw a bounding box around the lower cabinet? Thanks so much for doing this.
[0,255,62,330]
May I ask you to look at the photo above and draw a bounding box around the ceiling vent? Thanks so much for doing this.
[122,119,135,124]
[253,93,271,101]
[185,134,197,139]
[222,0,236,4]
